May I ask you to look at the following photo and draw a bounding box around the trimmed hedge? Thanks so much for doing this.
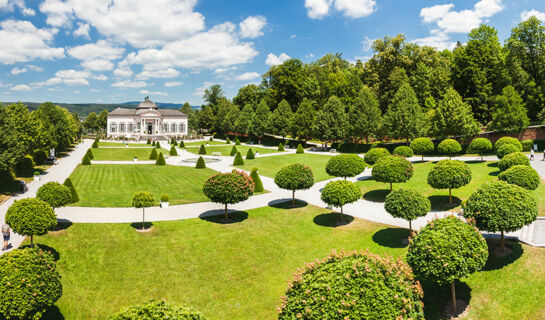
[296,144,304,154]
[325,154,366,178]
[384,189,430,232]
[146,138,151,144]
[180,141,185,148]
[494,136,522,152]
[364,147,390,165]
[195,156,206,169]
[496,143,520,159]
[149,148,158,160]
[110,300,206,320]
[82,154,91,165]
[250,167,264,192]
[226,138,231,144]
[410,137,434,160]
[278,143,284,151]
[372,155,414,191]
[14,155,35,177]
[92,139,99,148]
[63,178,79,203]
[235,138,241,145]
[37,182,72,208]
[86,148,94,160]
[233,152,244,165]
[498,165,540,190]
[155,141,161,148]
[521,139,534,152]
[393,146,414,158]
[169,145,178,156]
[155,152,166,165]
[230,146,238,156]
[437,139,462,157]
[246,148,255,159]
[498,152,529,171]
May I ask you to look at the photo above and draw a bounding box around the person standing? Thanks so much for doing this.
[530,149,535,161]
[2,223,9,251]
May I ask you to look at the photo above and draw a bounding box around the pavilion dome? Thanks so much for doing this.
[136,96,158,110]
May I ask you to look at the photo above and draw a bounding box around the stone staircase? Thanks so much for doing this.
[138,135,169,141]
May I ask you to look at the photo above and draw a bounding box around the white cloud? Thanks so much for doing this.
[28,65,43,72]
[265,53,290,66]
[521,9,545,21]
[334,0,375,18]
[81,59,113,71]
[92,74,108,81]
[0,0,25,11]
[11,84,31,91]
[68,40,124,71]
[111,80,147,88]
[234,72,260,81]
[239,16,266,38]
[164,81,183,87]
[140,89,167,96]
[412,29,457,51]
[361,36,375,51]
[73,22,90,38]
[420,4,454,23]
[55,69,90,86]
[10,67,27,75]
[113,66,133,78]
[22,7,35,16]
[305,0,331,19]
[32,77,62,88]
[0,19,64,64]
[136,67,180,79]
[73,90,80,94]
[193,81,214,97]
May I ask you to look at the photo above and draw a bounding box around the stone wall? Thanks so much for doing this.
[474,125,545,143]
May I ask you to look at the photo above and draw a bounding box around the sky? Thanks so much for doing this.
[0,0,544,105]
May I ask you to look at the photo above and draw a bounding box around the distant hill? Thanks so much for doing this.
[122,101,185,109]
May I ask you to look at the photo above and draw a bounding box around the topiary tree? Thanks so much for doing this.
[0,247,63,320]
[169,145,178,156]
[410,137,434,161]
[14,155,35,177]
[494,136,522,153]
[250,167,264,192]
[203,171,255,221]
[172,140,178,147]
[170,137,175,145]
[364,147,390,165]
[274,163,314,206]
[496,143,520,159]
[63,177,79,203]
[437,139,462,159]
[37,182,72,209]
[209,136,213,141]
[372,155,414,191]
[498,152,530,171]
[110,299,207,320]
[229,145,238,156]
[132,191,155,230]
[5,198,56,246]
[385,189,430,233]
[82,153,91,165]
[427,160,472,204]
[233,152,244,165]
[155,152,166,165]
[149,148,158,160]
[296,144,304,154]
[226,138,231,144]
[325,154,366,179]
[195,156,206,169]
[92,138,99,148]
[86,148,94,160]
[463,180,538,251]
[393,146,414,158]
[198,144,207,155]
[180,141,185,148]
[467,137,493,161]
[146,138,151,144]
[235,137,241,145]
[498,165,540,190]
[155,141,161,148]
[407,216,488,314]
[246,148,255,159]
[321,180,362,222]
[278,250,424,320]
[278,143,284,151]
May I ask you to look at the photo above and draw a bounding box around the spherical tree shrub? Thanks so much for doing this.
[229,145,238,156]
[169,145,178,156]
[364,147,390,165]
[496,143,520,159]
[521,139,534,152]
[5,198,56,246]
[385,189,430,233]
[325,154,366,179]
[467,138,493,161]
[155,152,166,165]
[393,146,414,158]
[0,247,62,320]
[160,194,169,203]
[235,137,241,145]
[410,137,434,161]
[86,148,94,160]
[296,144,304,154]
[246,148,255,159]
[250,167,264,192]
[498,165,540,190]
[494,136,522,153]
[407,216,487,314]
[82,154,91,165]
[372,155,414,191]
[110,299,207,320]
[233,152,244,165]
[463,180,537,251]
[278,250,424,320]
[321,180,361,222]
[195,156,206,169]
[498,152,530,172]
[63,177,79,204]
[149,148,158,160]
[437,139,462,159]
[278,143,284,151]
[427,160,471,204]
[274,163,314,206]
[132,191,155,230]
[198,144,207,155]
[203,171,255,221]
[37,182,72,208]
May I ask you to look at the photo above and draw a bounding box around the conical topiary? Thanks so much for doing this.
[155,141,161,148]
[149,148,158,160]
[246,148,255,159]
[209,136,213,141]
[147,138,151,144]
[199,144,207,155]
[233,152,244,165]
[169,146,178,156]
[156,152,166,165]
[92,139,99,148]
[230,146,238,156]
[63,177,79,203]
[235,138,241,145]
[296,144,304,154]
[86,148,94,160]
[172,140,178,147]
[196,156,206,169]
[278,143,285,151]
[180,141,185,148]
[226,138,231,144]
[82,154,91,165]
[170,138,175,145]
[250,168,263,192]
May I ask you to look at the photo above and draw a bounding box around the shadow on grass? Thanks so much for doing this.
[488,170,500,177]
[199,210,248,224]
[372,227,409,248]
[313,212,354,228]
[482,237,523,271]
[411,160,429,164]
[20,243,60,261]
[268,198,308,209]
[130,222,154,230]
[465,160,486,164]
[42,305,65,320]
[53,219,73,231]
[487,162,499,168]
[363,189,390,202]
[428,195,461,211]
[420,279,472,320]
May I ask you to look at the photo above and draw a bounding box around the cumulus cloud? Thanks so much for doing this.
[111,80,147,88]
[113,66,133,78]
[164,81,183,87]
[193,81,214,97]
[55,69,90,86]
[239,16,266,38]
[22,7,35,16]
[73,22,90,38]
[10,67,27,75]
[140,89,168,96]
[265,53,290,66]
[68,40,124,71]
[521,9,545,21]
[234,72,260,81]
[11,84,31,91]
[305,0,331,19]
[305,0,375,19]
[136,67,180,80]
[412,29,457,51]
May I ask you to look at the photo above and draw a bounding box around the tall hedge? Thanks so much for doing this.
[246,148,255,159]
[521,139,534,152]
[63,178,79,203]
[278,250,424,320]
[498,165,540,190]
[372,155,414,191]
[364,147,390,165]
[195,156,206,169]
[437,139,462,158]
[274,163,314,206]
[467,138,492,161]
[393,146,414,158]
[149,148,158,160]
[296,144,304,154]
[198,144,207,155]
[498,152,529,171]
[410,137,434,160]
[321,180,362,221]
[230,145,238,156]
[110,300,206,320]
[37,182,72,208]
[494,136,522,152]
[5,198,57,246]
[250,167,264,192]
[169,145,178,156]
[203,171,255,220]
[155,152,166,165]
[427,160,471,203]
[325,154,366,179]
[496,143,520,159]
[233,152,244,165]
[384,189,430,233]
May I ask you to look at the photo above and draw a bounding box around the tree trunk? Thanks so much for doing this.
[451,280,457,314]
[501,230,505,252]
[30,235,34,247]
[409,220,412,234]
[390,182,393,192]
[225,203,228,221]
[340,206,344,222]
[449,189,452,204]
[292,190,295,207]
[142,208,145,230]
[481,154,484,161]
[422,155,424,161]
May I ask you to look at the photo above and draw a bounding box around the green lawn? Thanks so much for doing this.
[184,140,228,146]
[235,153,333,182]
[356,161,545,215]
[91,148,169,161]
[186,145,281,156]
[69,164,217,207]
[98,142,150,147]
[34,204,545,320]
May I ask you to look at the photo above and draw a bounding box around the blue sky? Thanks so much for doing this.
[1,0,544,105]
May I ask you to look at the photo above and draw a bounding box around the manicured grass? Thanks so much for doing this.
[98,142,150,147]
[184,140,228,146]
[69,164,217,207]
[235,153,333,182]
[186,145,281,156]
[35,204,545,319]
[91,148,169,161]
[356,161,545,215]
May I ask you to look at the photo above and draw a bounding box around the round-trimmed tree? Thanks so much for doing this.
[5,198,56,246]
[494,136,522,153]
[437,139,462,159]
[463,180,537,251]
[229,145,238,156]
[132,191,155,230]
[169,145,178,156]
[278,250,424,320]
[393,146,414,158]
[149,148,158,160]
[371,155,414,191]
[0,247,62,320]
[37,182,72,208]
[325,154,366,179]
[498,152,530,171]
[427,160,471,204]
[364,147,390,165]
[198,144,207,155]
[203,170,255,221]
[467,138,492,161]
[250,167,264,192]
[385,189,430,233]
[274,163,314,206]
[407,216,488,314]
[496,143,520,159]
[321,180,362,222]
[195,156,206,169]
[410,137,434,161]
[110,300,206,320]
[498,165,540,190]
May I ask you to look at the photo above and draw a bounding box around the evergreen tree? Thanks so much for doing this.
[489,86,529,132]
[234,104,255,135]
[290,99,316,140]
[180,102,198,131]
[315,96,349,142]
[382,83,424,142]
[253,100,270,138]
[268,99,292,138]
[350,86,382,143]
